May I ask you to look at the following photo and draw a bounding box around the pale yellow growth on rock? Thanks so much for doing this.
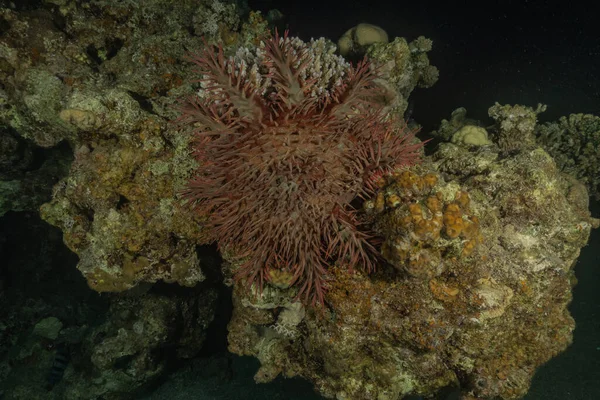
[451,125,492,146]
[355,23,388,46]
[337,23,389,56]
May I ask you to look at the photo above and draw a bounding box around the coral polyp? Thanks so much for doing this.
[177,32,422,304]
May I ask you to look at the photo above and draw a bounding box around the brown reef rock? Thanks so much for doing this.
[226,132,598,400]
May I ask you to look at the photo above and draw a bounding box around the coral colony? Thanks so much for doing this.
[177,31,422,304]
[4,3,599,398]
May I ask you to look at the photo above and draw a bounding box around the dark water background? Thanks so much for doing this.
[262,0,600,132]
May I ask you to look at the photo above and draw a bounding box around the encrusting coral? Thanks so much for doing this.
[364,170,483,279]
[176,31,423,305]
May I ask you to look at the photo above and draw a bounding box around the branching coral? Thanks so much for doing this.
[488,102,547,152]
[535,113,600,200]
[177,32,423,304]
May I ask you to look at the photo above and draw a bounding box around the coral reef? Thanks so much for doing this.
[178,32,423,304]
[365,170,483,278]
[1,0,435,303]
[451,125,492,146]
[488,102,547,152]
[2,1,598,399]
[0,0,268,292]
[0,211,218,400]
[366,36,439,117]
[226,117,598,399]
[38,118,210,291]
[0,0,268,148]
[432,105,600,202]
[429,107,482,142]
[535,113,600,200]
[193,0,241,43]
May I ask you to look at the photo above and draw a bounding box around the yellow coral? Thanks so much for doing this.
[423,173,438,188]
[268,269,295,289]
[369,170,482,277]
[443,203,463,238]
[393,170,424,191]
[86,268,134,292]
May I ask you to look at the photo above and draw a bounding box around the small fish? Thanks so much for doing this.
[46,342,70,390]
[404,100,415,124]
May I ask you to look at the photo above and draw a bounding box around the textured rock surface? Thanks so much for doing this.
[62,289,218,400]
[0,0,251,290]
[226,135,598,399]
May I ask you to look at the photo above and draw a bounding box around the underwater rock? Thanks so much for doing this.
[32,317,63,341]
[226,130,598,399]
[60,290,217,400]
